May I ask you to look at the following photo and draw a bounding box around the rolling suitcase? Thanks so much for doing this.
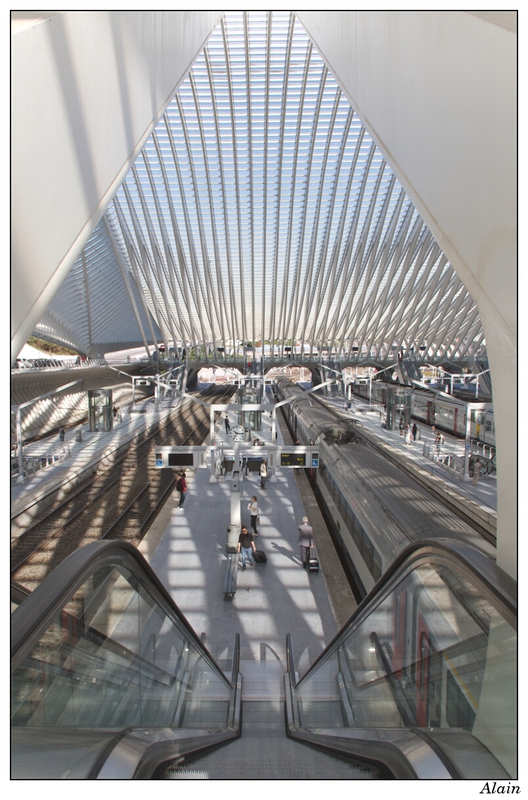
[308,557,319,572]
[254,549,267,564]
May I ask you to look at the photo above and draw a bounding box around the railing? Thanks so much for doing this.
[470,439,496,461]
[422,443,463,477]
[285,539,517,779]
[11,540,241,779]
[422,440,496,478]
[12,357,108,372]
[11,444,73,483]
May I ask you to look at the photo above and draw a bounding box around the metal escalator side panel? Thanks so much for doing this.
[285,538,517,779]
[11,541,241,779]
[93,728,239,779]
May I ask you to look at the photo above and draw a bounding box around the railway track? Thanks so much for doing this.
[11,387,235,591]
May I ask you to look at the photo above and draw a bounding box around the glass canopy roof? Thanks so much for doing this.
[36,11,484,362]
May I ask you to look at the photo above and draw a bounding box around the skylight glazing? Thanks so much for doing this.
[36,10,483,362]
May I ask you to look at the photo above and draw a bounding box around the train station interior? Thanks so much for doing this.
[11,11,517,785]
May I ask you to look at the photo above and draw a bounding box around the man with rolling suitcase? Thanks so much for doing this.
[298,516,315,570]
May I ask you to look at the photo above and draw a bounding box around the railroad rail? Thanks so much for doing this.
[11,387,235,591]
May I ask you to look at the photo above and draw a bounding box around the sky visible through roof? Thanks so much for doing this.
[38,11,484,362]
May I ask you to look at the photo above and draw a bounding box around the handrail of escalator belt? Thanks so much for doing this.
[289,537,516,691]
[230,632,240,688]
[10,539,233,689]
[11,580,31,607]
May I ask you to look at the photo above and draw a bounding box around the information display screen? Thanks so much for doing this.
[168,453,194,467]
[280,452,306,467]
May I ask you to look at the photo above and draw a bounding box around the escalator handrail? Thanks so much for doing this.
[10,540,233,691]
[289,537,516,690]
[11,580,31,606]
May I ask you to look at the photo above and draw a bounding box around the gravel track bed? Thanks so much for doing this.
[12,388,235,591]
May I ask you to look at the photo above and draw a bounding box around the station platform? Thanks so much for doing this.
[139,392,356,672]
[10,397,185,536]
[322,394,497,517]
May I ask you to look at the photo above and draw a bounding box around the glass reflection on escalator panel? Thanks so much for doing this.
[295,562,516,778]
[11,565,231,732]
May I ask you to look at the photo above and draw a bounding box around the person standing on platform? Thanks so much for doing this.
[405,425,413,445]
[260,461,268,489]
[238,526,256,569]
[59,426,65,443]
[472,459,481,485]
[298,516,314,569]
[176,471,187,508]
[224,415,230,435]
[247,495,260,535]
[412,423,418,441]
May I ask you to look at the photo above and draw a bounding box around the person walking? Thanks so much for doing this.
[224,415,230,435]
[59,426,65,443]
[298,516,314,569]
[259,460,268,489]
[176,470,187,508]
[472,459,481,485]
[399,419,404,436]
[237,526,256,570]
[247,495,260,535]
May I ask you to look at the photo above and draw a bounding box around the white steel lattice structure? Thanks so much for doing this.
[34,11,484,363]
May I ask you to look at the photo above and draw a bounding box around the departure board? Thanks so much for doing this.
[168,453,194,467]
[280,453,306,467]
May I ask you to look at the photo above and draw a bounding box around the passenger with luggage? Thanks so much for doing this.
[298,516,314,569]
[237,526,256,570]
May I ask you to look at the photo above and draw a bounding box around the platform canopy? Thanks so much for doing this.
[31,11,483,362]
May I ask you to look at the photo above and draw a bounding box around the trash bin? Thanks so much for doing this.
[75,430,83,443]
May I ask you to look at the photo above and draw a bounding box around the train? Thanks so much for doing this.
[351,379,495,446]
[274,375,504,742]
[274,375,496,599]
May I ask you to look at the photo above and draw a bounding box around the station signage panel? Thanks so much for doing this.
[280,452,306,467]
[155,446,208,469]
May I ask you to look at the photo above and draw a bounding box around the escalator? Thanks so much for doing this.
[11,541,241,779]
[475,357,493,397]
[284,540,517,779]
[11,538,517,779]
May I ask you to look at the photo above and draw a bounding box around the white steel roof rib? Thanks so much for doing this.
[33,10,484,364]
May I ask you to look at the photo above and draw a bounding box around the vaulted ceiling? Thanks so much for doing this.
[35,11,484,362]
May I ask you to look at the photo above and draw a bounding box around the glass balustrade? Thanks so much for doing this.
[290,553,516,779]
[11,555,235,778]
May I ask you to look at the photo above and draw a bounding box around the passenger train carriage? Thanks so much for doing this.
[352,380,495,446]
[274,376,495,598]
[274,375,499,741]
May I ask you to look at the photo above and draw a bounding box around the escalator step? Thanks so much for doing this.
[164,734,381,780]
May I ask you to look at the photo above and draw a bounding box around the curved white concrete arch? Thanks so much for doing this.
[296,10,516,578]
[11,11,517,577]
[11,10,222,362]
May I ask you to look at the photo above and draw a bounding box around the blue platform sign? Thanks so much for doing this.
[311,457,319,467]
[156,459,163,467]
